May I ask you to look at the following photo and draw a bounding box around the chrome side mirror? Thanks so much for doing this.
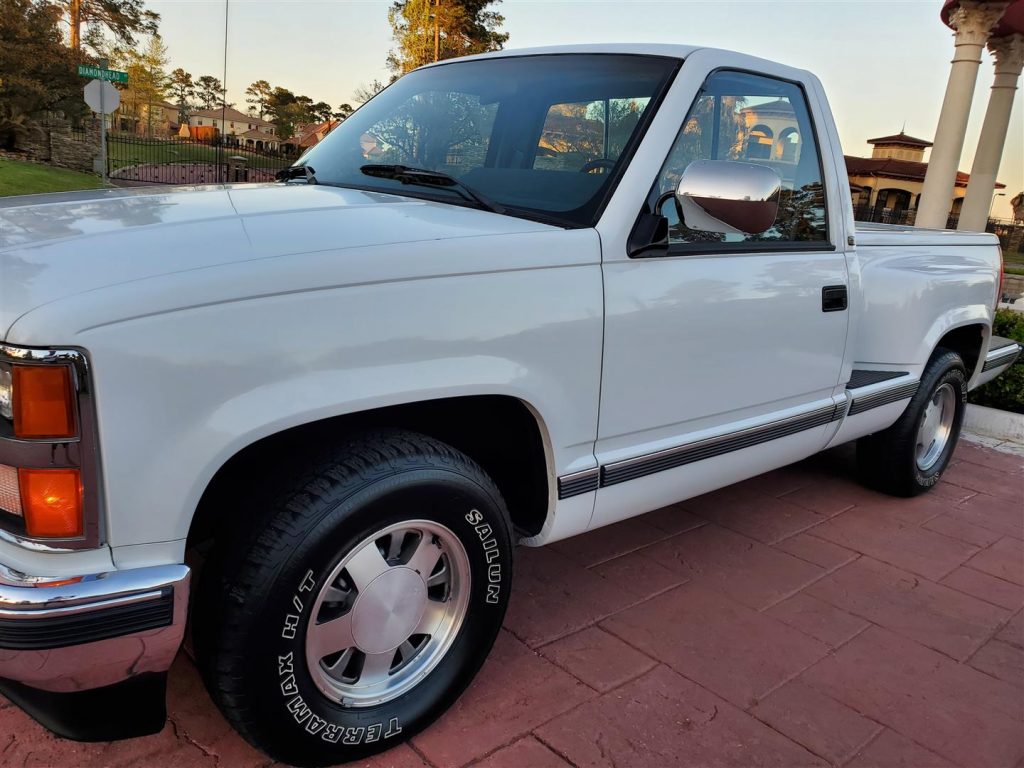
[675,160,782,235]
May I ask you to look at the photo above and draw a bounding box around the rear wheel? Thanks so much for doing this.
[193,430,513,767]
[857,348,967,496]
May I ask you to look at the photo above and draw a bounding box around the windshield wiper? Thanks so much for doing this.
[276,165,317,184]
[360,164,505,215]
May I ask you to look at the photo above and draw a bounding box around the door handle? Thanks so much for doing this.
[822,285,848,312]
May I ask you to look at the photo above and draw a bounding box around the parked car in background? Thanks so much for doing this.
[0,44,1019,766]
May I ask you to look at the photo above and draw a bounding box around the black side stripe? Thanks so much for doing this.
[847,381,918,416]
[599,403,843,488]
[847,369,908,389]
[557,468,600,500]
[982,346,1021,372]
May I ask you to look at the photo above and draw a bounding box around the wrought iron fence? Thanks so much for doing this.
[106,135,301,185]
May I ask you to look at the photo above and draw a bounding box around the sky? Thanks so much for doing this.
[147,0,1022,218]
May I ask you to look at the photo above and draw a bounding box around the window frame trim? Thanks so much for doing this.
[631,66,835,259]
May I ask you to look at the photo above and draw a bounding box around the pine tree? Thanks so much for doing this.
[386,0,507,77]
[195,75,226,110]
[168,68,195,123]
[57,0,159,53]
[245,79,272,119]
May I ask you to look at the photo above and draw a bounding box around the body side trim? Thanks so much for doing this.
[556,467,600,499]
[596,402,843,489]
[847,380,919,416]
[847,369,908,389]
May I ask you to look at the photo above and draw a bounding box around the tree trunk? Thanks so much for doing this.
[69,0,82,50]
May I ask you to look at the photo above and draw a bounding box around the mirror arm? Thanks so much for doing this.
[627,210,669,258]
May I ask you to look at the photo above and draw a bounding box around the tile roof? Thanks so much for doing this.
[845,155,1004,189]
[867,131,933,148]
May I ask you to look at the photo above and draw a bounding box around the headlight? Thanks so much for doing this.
[0,366,11,421]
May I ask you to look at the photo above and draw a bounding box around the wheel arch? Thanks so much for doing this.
[186,394,554,552]
[931,321,988,379]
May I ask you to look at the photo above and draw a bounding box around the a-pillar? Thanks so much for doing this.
[959,34,1024,230]
[917,2,1008,229]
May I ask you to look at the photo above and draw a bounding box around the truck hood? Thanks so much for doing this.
[0,183,556,339]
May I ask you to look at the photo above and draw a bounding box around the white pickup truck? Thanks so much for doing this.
[0,44,1019,766]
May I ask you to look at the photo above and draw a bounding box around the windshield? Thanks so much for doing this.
[300,54,679,227]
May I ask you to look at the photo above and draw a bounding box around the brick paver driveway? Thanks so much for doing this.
[2,439,1022,767]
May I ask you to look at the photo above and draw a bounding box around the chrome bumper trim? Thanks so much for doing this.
[0,563,189,693]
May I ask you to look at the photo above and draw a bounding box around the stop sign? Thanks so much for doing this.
[84,79,120,114]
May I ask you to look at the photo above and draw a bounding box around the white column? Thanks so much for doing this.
[959,34,1024,231]
[917,2,1008,229]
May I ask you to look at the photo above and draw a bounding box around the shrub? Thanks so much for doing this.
[968,309,1024,414]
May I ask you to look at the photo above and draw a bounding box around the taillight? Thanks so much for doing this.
[12,365,77,439]
[996,245,1004,312]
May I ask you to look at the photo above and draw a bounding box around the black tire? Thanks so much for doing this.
[192,430,513,767]
[857,348,967,496]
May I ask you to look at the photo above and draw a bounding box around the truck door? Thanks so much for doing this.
[592,65,850,528]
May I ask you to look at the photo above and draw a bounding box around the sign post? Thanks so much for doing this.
[79,60,126,183]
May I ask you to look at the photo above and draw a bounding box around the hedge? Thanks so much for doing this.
[968,308,1024,414]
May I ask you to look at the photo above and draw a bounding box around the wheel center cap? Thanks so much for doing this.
[351,567,426,654]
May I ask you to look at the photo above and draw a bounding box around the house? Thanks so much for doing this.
[236,128,281,152]
[845,132,1005,222]
[112,98,180,137]
[736,97,1005,224]
[290,119,340,151]
[188,107,277,140]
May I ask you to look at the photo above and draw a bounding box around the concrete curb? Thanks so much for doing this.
[965,403,1024,443]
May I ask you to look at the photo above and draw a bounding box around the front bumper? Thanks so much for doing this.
[0,562,189,740]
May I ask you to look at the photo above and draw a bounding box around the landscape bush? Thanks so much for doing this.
[969,308,1024,414]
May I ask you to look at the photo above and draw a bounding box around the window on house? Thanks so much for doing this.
[652,70,828,247]
[197,119,203,125]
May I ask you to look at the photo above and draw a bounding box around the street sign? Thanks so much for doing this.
[77,64,128,84]
[84,79,120,114]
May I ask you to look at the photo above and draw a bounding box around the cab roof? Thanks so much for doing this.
[420,43,704,67]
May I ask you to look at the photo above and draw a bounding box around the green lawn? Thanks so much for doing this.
[0,157,105,197]
[107,137,292,171]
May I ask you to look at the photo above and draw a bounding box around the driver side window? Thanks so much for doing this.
[656,71,828,246]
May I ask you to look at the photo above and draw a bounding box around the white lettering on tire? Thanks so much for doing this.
[465,509,502,603]
[278,573,403,745]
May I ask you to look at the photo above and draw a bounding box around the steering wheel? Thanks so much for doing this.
[579,158,616,174]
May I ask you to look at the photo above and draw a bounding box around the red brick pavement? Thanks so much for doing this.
[2,441,1021,767]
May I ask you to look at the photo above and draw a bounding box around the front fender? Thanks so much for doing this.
[11,230,603,551]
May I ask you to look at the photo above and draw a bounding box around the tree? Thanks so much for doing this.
[353,80,385,104]
[0,0,82,148]
[309,101,332,123]
[265,87,307,140]
[386,0,507,76]
[333,103,354,121]
[245,79,272,119]
[111,35,168,136]
[168,68,195,122]
[195,75,226,110]
[57,0,159,53]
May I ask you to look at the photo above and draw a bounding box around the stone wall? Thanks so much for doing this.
[19,118,100,174]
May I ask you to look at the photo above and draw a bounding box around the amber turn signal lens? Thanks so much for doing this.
[18,468,83,538]
[12,365,76,439]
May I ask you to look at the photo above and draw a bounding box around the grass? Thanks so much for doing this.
[0,157,104,197]
[107,136,292,171]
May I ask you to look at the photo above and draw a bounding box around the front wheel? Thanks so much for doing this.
[857,348,967,496]
[193,430,514,767]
